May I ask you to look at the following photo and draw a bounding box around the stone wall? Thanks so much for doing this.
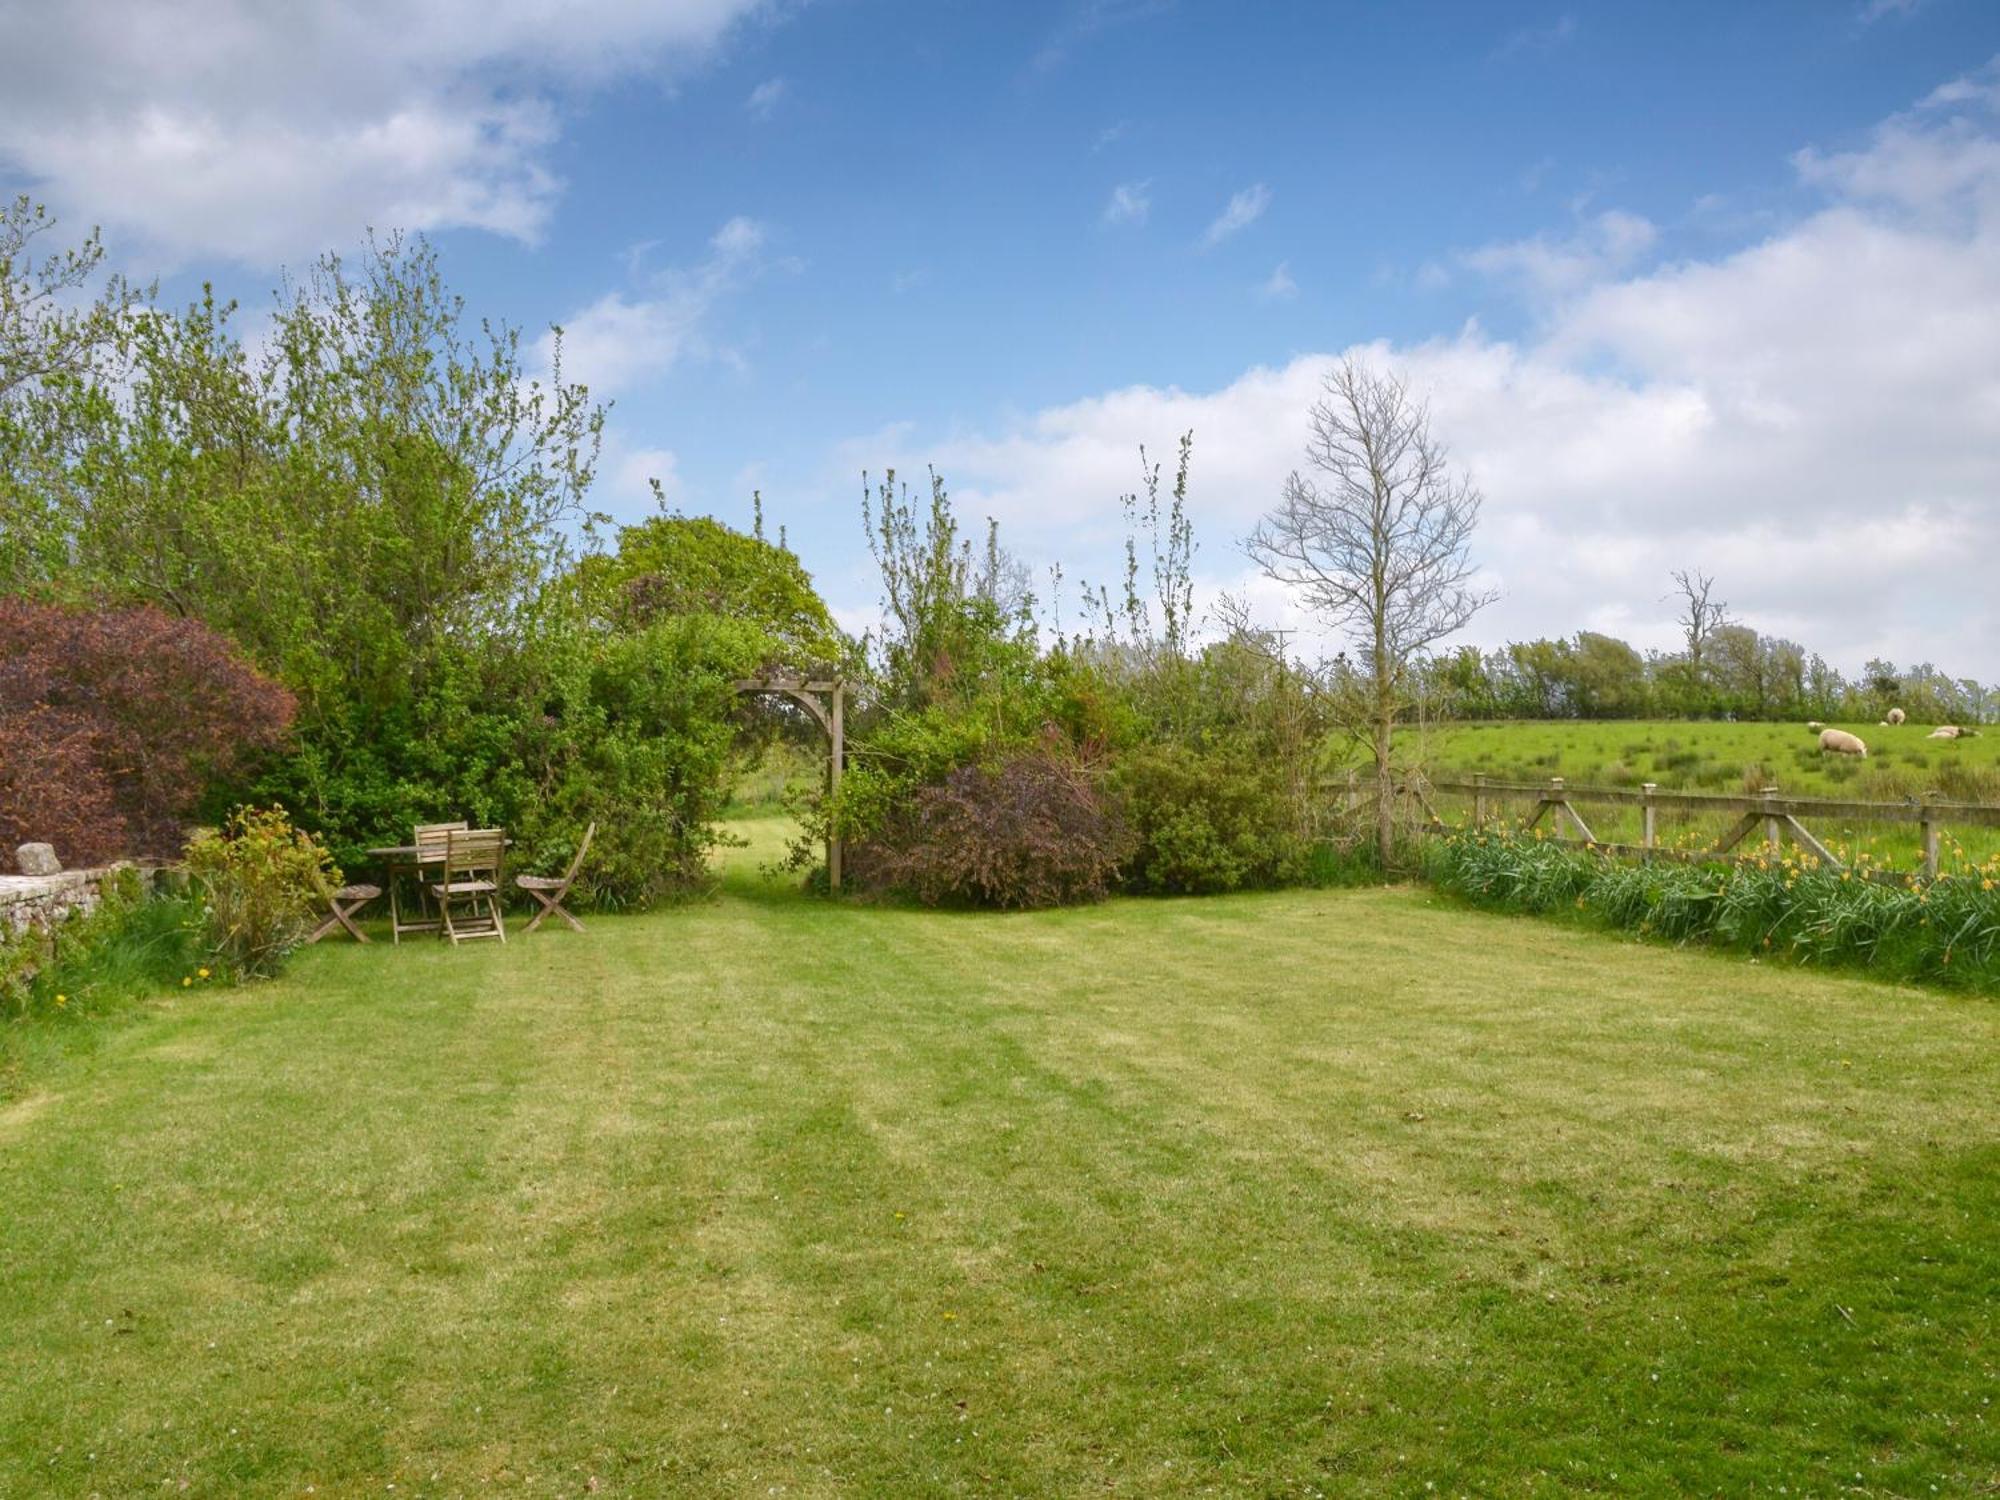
[0,864,158,939]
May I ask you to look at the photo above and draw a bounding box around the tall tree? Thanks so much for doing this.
[1247,359,1494,864]
[0,197,148,588]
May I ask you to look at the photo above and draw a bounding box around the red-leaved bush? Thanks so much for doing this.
[865,752,1132,909]
[0,601,296,870]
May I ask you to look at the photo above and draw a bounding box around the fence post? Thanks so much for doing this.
[1761,785,1781,853]
[1921,792,1940,879]
[1472,773,1486,831]
[1641,783,1657,852]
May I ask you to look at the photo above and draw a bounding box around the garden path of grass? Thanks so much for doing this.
[1,815,1994,1496]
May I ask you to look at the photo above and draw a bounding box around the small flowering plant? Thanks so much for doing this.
[183,807,339,980]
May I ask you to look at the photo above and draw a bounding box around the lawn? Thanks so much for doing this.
[1,817,1995,1495]
[1418,718,2000,870]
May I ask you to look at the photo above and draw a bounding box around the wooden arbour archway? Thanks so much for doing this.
[732,676,846,891]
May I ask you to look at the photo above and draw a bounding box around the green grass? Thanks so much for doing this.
[1,815,1995,1495]
[1419,718,2000,870]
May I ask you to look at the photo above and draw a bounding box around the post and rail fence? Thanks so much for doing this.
[1326,772,2000,881]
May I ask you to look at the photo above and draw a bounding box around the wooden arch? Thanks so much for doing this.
[732,677,846,891]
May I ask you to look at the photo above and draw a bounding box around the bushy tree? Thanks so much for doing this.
[576,507,847,668]
[0,600,296,869]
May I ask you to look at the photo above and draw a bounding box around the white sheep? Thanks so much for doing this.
[1806,720,1825,731]
[1887,707,1906,725]
[1928,725,1962,740]
[1820,728,1868,757]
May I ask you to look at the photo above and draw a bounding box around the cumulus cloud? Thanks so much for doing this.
[836,65,2000,677]
[542,216,773,397]
[1201,183,1271,248]
[1456,209,1658,300]
[1101,181,1152,227]
[0,0,777,265]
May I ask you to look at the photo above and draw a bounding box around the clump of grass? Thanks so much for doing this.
[2,875,204,1088]
[1425,828,2000,992]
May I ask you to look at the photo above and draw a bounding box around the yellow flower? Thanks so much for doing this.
[182,976,192,987]
[54,993,68,1008]
[197,967,211,980]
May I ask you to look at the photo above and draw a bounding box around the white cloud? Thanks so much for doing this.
[1101,181,1152,227]
[0,0,777,266]
[834,65,2000,677]
[542,216,772,397]
[603,443,684,515]
[1259,261,1298,300]
[1457,209,1658,300]
[1201,183,1270,248]
[746,77,787,121]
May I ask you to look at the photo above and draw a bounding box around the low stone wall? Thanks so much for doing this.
[0,864,158,939]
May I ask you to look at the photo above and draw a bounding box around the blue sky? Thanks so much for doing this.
[5,0,2000,674]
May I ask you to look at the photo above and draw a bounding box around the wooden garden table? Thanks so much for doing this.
[367,840,511,944]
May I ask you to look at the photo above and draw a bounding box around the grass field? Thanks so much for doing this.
[1,817,1995,1495]
[1419,719,2000,870]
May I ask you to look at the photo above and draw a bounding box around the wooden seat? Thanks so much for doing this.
[309,880,381,944]
[429,828,506,945]
[515,822,595,933]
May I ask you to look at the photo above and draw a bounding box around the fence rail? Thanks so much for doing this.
[1332,773,2000,879]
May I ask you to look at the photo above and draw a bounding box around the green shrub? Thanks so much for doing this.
[1425,828,2000,991]
[184,807,338,979]
[1112,743,1307,895]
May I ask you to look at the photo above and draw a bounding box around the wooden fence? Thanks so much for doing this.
[1335,774,2000,880]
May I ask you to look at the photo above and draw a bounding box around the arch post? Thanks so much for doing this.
[732,677,846,893]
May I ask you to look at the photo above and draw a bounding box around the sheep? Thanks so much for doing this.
[1887,707,1906,725]
[1819,728,1868,757]
[1806,720,1825,732]
[1928,725,1963,740]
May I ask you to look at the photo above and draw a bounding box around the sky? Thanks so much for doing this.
[4,0,1999,678]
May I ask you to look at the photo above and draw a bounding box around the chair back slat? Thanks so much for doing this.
[446,828,505,880]
[415,820,468,863]
[562,823,598,885]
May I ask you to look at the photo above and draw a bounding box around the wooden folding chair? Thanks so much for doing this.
[429,828,507,945]
[515,823,596,933]
[308,870,381,944]
[391,821,469,944]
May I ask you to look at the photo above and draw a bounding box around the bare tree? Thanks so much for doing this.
[1669,568,1730,684]
[1246,359,1494,865]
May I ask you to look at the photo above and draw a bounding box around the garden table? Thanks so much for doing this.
[367,840,511,944]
